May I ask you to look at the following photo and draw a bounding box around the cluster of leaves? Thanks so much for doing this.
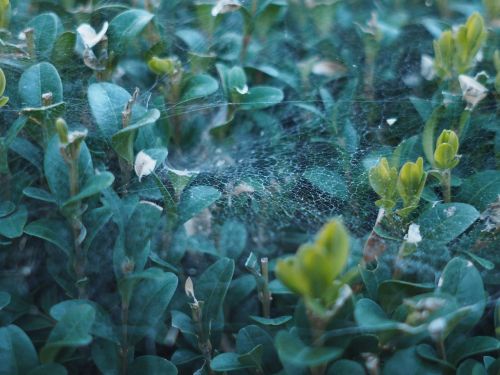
[0,0,499,374]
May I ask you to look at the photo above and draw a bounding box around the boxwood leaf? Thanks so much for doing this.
[219,219,247,259]
[62,172,114,208]
[111,109,160,163]
[24,218,73,255]
[19,62,63,108]
[239,86,284,110]
[327,359,366,375]
[195,257,235,336]
[456,170,500,211]
[129,356,177,375]
[108,9,154,56]
[0,325,38,375]
[275,329,343,366]
[211,352,252,372]
[447,336,500,365]
[124,201,163,272]
[27,364,67,375]
[178,185,221,224]
[0,292,10,309]
[0,205,27,239]
[40,304,96,363]
[437,257,485,330]
[44,136,94,206]
[303,167,348,199]
[27,12,63,58]
[417,203,479,244]
[88,83,137,140]
[181,74,219,102]
[50,300,119,343]
[127,268,178,344]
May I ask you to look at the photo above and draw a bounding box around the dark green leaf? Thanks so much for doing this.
[24,218,72,255]
[181,74,219,102]
[0,205,28,239]
[303,167,348,199]
[178,185,221,224]
[19,62,63,108]
[457,171,500,211]
[40,304,96,363]
[129,355,177,375]
[27,12,63,58]
[239,86,284,110]
[0,325,38,375]
[417,203,479,244]
[108,9,154,55]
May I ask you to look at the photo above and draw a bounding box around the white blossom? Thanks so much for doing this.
[77,22,108,49]
[421,54,436,81]
[404,223,422,244]
[459,74,488,110]
[211,0,241,17]
[134,151,156,182]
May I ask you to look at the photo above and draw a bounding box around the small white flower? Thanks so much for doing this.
[77,22,108,49]
[404,223,422,244]
[134,151,156,182]
[67,129,88,144]
[211,0,241,17]
[428,317,446,341]
[421,54,436,81]
[235,84,249,95]
[386,118,397,126]
[459,74,488,110]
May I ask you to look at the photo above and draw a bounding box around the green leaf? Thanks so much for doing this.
[23,187,56,203]
[236,325,279,373]
[327,359,366,375]
[108,9,154,55]
[354,298,409,332]
[111,109,160,163]
[88,83,133,140]
[19,62,63,108]
[417,203,479,244]
[383,346,442,375]
[129,356,177,375]
[249,315,292,326]
[211,352,252,372]
[195,258,235,336]
[27,12,63,58]
[127,268,178,344]
[50,300,119,343]
[40,304,96,363]
[457,170,500,211]
[275,330,343,367]
[378,280,434,314]
[239,86,284,110]
[303,167,348,199]
[62,172,114,207]
[219,219,247,259]
[178,185,221,224]
[27,364,67,375]
[44,135,94,206]
[181,74,219,102]
[24,218,72,255]
[447,336,500,365]
[437,257,485,331]
[0,205,28,239]
[91,339,120,375]
[456,360,486,375]
[0,325,38,375]
[123,201,163,272]
[0,292,10,309]
[51,32,76,67]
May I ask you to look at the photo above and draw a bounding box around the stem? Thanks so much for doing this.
[456,109,471,139]
[362,208,387,264]
[260,258,271,319]
[307,308,328,375]
[441,169,451,203]
[240,0,257,63]
[121,302,129,375]
[437,337,447,362]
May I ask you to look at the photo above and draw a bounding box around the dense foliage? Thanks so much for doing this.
[0,0,499,374]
